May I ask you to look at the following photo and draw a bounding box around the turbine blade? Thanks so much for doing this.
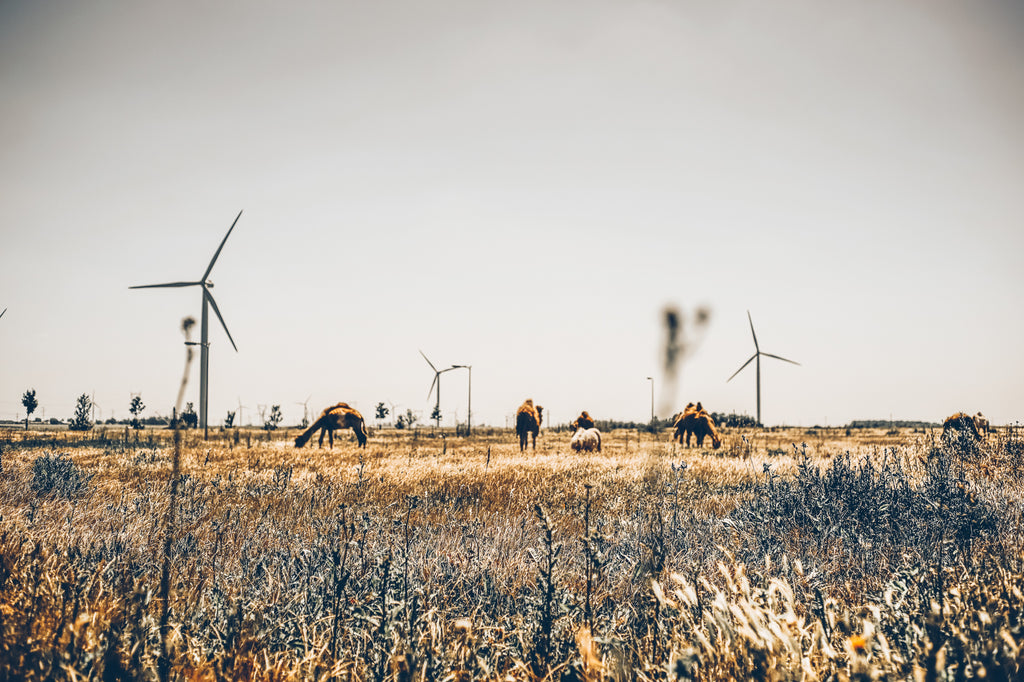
[762,352,800,366]
[129,281,201,289]
[419,349,437,372]
[427,374,438,401]
[204,288,238,352]
[747,310,759,351]
[727,354,757,382]
[202,210,243,281]
[0,308,5,320]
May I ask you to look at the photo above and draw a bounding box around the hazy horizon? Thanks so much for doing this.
[2,1,1022,429]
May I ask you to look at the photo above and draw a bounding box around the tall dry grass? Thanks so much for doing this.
[0,424,1021,680]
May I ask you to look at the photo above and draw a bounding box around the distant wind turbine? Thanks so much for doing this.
[130,210,242,434]
[237,397,249,428]
[727,310,800,426]
[420,349,458,428]
[296,395,312,427]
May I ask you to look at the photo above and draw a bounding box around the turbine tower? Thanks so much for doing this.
[727,310,800,426]
[131,210,242,434]
[420,349,457,428]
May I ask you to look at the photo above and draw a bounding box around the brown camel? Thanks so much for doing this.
[570,411,595,432]
[974,412,990,435]
[295,402,368,449]
[668,402,702,429]
[673,403,721,449]
[515,399,544,452]
[942,412,984,442]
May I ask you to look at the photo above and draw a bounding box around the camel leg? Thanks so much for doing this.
[328,428,334,449]
[318,427,325,448]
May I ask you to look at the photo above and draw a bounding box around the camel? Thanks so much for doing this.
[570,411,595,432]
[673,403,721,449]
[942,412,984,442]
[295,402,368,449]
[975,412,990,435]
[515,399,544,452]
[570,427,602,453]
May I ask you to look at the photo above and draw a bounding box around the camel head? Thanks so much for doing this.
[536,405,544,426]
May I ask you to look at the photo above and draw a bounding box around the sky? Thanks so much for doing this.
[1,0,1022,428]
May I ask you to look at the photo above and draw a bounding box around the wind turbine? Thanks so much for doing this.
[130,211,242,434]
[420,349,458,428]
[451,364,472,435]
[0,308,6,320]
[237,397,249,428]
[727,310,800,426]
[295,395,312,427]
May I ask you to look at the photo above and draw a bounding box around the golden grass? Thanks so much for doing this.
[0,424,1021,680]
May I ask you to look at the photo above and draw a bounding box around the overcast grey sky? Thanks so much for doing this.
[1,0,1022,428]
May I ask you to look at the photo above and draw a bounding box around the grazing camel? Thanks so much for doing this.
[515,399,544,452]
[974,412,990,435]
[570,427,602,453]
[673,403,721,449]
[295,402,368,449]
[570,411,595,432]
[942,412,984,443]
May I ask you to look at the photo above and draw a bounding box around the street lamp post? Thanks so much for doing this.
[646,376,654,423]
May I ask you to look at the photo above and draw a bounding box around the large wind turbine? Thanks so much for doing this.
[727,310,800,426]
[420,349,458,428]
[131,211,242,433]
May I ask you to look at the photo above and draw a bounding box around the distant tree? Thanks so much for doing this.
[375,402,389,422]
[431,405,442,426]
[68,394,93,431]
[181,402,198,429]
[129,395,145,429]
[264,405,283,431]
[395,409,418,430]
[224,411,236,428]
[21,389,37,430]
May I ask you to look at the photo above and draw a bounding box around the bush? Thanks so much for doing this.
[731,441,997,575]
[30,453,93,498]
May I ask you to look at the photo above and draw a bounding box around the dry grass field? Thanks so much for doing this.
[0,423,1022,680]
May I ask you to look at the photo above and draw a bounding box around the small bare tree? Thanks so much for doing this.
[69,393,93,431]
[129,395,145,429]
[21,389,37,430]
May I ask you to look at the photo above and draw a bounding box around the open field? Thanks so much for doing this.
[1,424,1022,680]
